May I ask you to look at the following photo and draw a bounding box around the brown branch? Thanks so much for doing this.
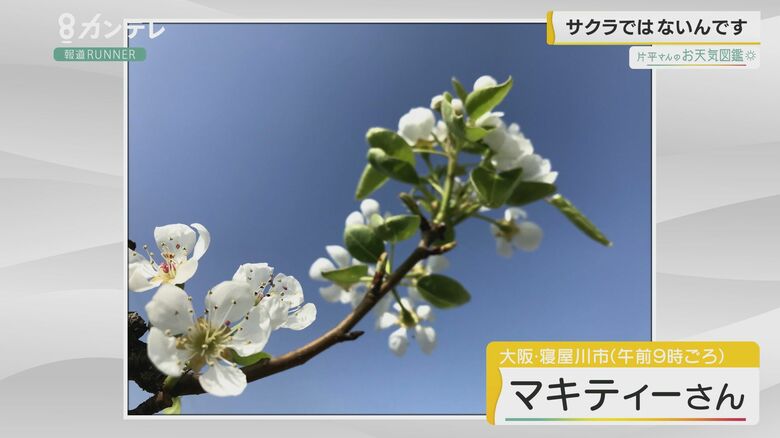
[127,312,166,394]
[129,222,450,414]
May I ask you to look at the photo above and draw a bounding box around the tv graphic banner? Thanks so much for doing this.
[487,342,760,425]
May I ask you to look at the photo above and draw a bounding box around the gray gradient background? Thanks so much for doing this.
[0,0,778,436]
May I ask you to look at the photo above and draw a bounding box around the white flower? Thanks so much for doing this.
[473,75,498,91]
[430,94,462,114]
[451,98,464,114]
[430,94,444,110]
[145,281,271,397]
[345,198,386,227]
[475,111,504,129]
[233,264,317,331]
[517,153,558,184]
[309,245,367,307]
[377,297,436,356]
[483,124,558,183]
[406,255,449,303]
[129,223,210,292]
[398,107,435,145]
[490,208,543,257]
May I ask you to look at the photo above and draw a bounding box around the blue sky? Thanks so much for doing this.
[128,23,651,414]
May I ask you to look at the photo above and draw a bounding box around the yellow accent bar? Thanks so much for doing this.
[546,11,555,45]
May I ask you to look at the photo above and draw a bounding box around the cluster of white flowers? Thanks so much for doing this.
[399,75,557,186]
[309,75,560,357]
[374,255,449,356]
[309,198,391,306]
[309,199,445,356]
[129,224,316,397]
[397,76,552,258]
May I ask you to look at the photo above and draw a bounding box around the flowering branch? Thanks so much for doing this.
[128,74,611,415]
[129,220,451,414]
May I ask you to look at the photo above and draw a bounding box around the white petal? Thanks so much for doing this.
[345,211,365,227]
[473,75,497,90]
[432,120,448,141]
[505,207,527,221]
[393,297,414,313]
[199,361,247,397]
[233,262,274,292]
[325,245,351,269]
[519,154,553,182]
[398,107,435,143]
[451,98,464,114]
[145,284,194,335]
[377,312,398,330]
[388,327,409,356]
[426,255,449,274]
[343,287,358,305]
[128,258,158,292]
[415,305,434,322]
[319,284,344,302]
[171,259,198,285]
[128,248,149,265]
[190,223,210,261]
[259,295,290,330]
[482,126,507,152]
[268,274,304,308]
[496,238,513,258]
[430,94,444,109]
[415,325,437,354]
[475,111,503,128]
[154,224,196,257]
[229,304,272,356]
[282,303,317,330]
[205,280,254,326]
[540,171,558,184]
[513,221,543,252]
[359,199,380,221]
[147,327,187,377]
[309,257,336,281]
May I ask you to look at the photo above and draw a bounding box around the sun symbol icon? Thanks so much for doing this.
[746,50,757,61]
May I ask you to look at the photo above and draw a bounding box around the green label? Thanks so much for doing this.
[53,47,146,62]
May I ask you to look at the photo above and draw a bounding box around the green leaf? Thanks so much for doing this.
[375,214,420,243]
[367,148,420,184]
[440,98,466,140]
[416,274,471,308]
[461,141,488,154]
[507,182,557,206]
[452,77,468,102]
[321,264,369,290]
[465,125,489,142]
[355,164,388,199]
[344,224,385,263]
[465,76,513,121]
[365,128,414,163]
[161,397,181,415]
[548,194,612,247]
[469,166,523,208]
[231,351,272,367]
